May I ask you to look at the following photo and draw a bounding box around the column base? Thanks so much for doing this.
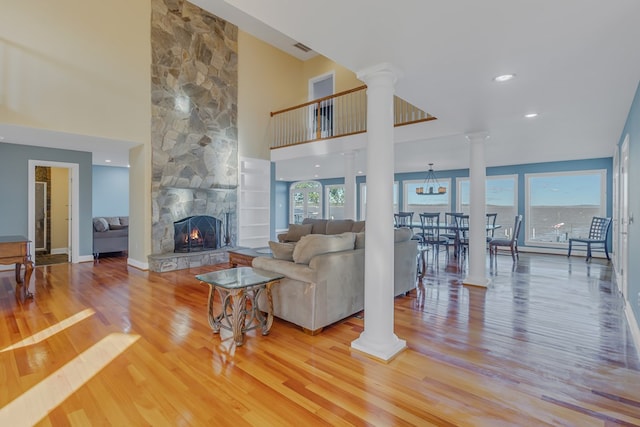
[351,334,407,362]
[463,276,491,288]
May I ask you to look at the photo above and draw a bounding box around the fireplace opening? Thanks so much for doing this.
[174,215,222,253]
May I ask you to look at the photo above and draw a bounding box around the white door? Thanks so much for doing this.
[620,135,630,297]
[309,73,334,139]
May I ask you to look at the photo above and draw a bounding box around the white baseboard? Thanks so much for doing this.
[78,255,94,263]
[0,265,11,272]
[625,300,640,357]
[518,245,609,259]
[127,258,149,271]
[51,248,69,255]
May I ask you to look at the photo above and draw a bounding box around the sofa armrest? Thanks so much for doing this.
[394,239,418,295]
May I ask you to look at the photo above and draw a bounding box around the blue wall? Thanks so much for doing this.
[0,143,93,256]
[92,165,129,216]
[618,81,640,332]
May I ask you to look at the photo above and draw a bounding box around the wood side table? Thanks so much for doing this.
[0,235,34,299]
[228,247,272,267]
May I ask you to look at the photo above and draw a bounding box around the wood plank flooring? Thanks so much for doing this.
[0,252,639,426]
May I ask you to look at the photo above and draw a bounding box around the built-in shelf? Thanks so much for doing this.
[238,157,270,248]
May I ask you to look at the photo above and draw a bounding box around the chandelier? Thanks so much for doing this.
[416,163,446,195]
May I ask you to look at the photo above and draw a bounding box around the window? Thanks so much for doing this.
[525,170,606,246]
[359,182,398,220]
[290,181,322,224]
[325,185,345,220]
[458,175,517,238]
[403,179,451,217]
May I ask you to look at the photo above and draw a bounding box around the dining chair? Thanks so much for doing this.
[441,212,462,255]
[456,214,470,257]
[417,212,448,270]
[394,212,414,228]
[567,216,612,262]
[489,215,523,262]
[486,213,498,243]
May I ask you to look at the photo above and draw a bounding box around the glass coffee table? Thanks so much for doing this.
[196,267,284,346]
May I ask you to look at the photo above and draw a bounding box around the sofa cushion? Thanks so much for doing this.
[93,217,109,232]
[326,219,354,235]
[394,227,413,242]
[268,241,295,261]
[284,223,313,242]
[104,217,121,228]
[292,232,356,264]
[302,218,328,234]
[109,224,128,231]
[352,221,366,233]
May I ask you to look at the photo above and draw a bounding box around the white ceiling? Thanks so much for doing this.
[200,0,640,181]
[4,0,639,177]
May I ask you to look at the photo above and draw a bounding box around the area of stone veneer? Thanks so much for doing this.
[150,0,238,256]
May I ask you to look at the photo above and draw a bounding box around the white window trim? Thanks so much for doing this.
[325,184,344,219]
[524,169,607,247]
[289,180,323,223]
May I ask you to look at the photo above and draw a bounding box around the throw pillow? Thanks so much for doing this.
[292,232,355,264]
[93,217,109,232]
[285,223,313,242]
[119,216,129,226]
[268,241,295,261]
[105,217,121,228]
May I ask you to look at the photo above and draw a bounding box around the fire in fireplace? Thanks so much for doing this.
[174,215,222,253]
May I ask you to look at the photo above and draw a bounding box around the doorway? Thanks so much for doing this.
[620,135,630,297]
[309,72,335,139]
[28,160,80,265]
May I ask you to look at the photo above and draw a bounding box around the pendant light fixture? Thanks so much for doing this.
[416,163,446,195]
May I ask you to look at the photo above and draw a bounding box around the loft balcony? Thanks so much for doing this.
[270,85,435,149]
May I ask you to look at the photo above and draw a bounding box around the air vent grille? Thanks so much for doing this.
[293,42,312,53]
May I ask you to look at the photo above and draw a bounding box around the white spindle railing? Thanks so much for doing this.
[270,85,434,149]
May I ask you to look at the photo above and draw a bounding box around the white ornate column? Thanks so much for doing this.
[351,63,406,361]
[463,131,490,288]
[344,151,357,220]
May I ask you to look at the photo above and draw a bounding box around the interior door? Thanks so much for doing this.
[35,181,47,251]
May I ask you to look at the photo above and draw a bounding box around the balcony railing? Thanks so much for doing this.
[270,85,435,149]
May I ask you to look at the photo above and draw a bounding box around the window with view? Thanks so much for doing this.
[290,181,322,224]
[525,170,606,246]
[403,179,451,218]
[359,182,399,221]
[325,185,345,220]
[458,175,518,239]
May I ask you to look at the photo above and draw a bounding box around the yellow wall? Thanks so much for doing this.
[51,167,69,252]
[1,0,151,266]
[238,31,305,159]
[0,0,151,144]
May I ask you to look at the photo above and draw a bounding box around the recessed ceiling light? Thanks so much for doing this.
[493,74,515,83]
[314,164,320,168]
[357,171,363,174]
[524,113,538,118]
[105,159,112,163]
[314,174,319,178]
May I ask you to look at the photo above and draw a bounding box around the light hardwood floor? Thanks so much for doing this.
[0,252,639,426]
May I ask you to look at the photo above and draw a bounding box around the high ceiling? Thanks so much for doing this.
[197,0,640,180]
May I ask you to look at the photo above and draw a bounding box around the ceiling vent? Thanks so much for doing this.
[293,42,312,53]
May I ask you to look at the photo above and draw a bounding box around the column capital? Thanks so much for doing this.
[357,62,403,87]
[465,131,490,143]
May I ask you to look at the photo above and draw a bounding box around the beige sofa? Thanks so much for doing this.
[253,219,418,334]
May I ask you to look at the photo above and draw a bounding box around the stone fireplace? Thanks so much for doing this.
[149,0,238,272]
[173,215,222,253]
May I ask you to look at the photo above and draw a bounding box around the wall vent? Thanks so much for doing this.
[293,42,312,53]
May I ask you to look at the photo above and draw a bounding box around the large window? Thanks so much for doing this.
[458,175,518,238]
[525,170,606,246]
[290,181,322,224]
[325,184,345,220]
[359,182,398,221]
[403,179,451,218]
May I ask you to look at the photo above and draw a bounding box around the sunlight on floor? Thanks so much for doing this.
[0,309,95,352]
[0,333,139,427]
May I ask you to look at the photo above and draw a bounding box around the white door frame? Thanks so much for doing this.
[620,135,630,298]
[28,160,80,264]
